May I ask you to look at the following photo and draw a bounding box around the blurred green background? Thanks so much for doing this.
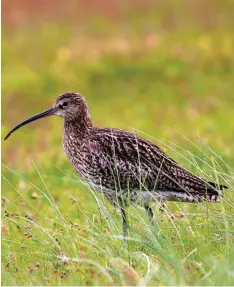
[2,0,234,167]
[2,1,234,285]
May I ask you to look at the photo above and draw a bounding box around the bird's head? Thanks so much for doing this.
[53,92,90,120]
[4,91,91,140]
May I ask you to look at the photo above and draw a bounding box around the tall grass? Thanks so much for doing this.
[2,133,234,286]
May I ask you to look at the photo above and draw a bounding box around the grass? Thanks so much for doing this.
[2,1,234,285]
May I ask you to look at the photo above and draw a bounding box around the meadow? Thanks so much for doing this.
[2,1,234,285]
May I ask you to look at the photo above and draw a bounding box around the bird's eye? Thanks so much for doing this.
[59,102,68,109]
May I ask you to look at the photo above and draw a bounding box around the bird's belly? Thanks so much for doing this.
[81,182,213,206]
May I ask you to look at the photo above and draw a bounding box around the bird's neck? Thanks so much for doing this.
[64,115,93,141]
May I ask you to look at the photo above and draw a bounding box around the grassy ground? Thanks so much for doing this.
[2,1,234,285]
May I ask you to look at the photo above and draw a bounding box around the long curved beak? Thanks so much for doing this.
[4,108,55,140]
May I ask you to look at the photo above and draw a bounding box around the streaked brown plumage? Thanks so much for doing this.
[4,91,227,236]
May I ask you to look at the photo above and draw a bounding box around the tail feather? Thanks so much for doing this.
[170,165,228,202]
[208,182,228,191]
[168,163,228,203]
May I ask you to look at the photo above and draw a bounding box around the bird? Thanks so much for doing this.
[4,91,227,236]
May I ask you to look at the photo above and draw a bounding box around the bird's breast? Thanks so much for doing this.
[62,134,91,179]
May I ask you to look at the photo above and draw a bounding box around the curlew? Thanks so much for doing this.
[5,92,227,236]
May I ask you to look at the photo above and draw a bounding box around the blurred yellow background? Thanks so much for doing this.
[2,0,234,168]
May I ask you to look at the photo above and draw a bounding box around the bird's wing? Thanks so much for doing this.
[82,128,209,194]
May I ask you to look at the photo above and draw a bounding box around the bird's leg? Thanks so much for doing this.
[119,205,128,238]
[144,204,155,223]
